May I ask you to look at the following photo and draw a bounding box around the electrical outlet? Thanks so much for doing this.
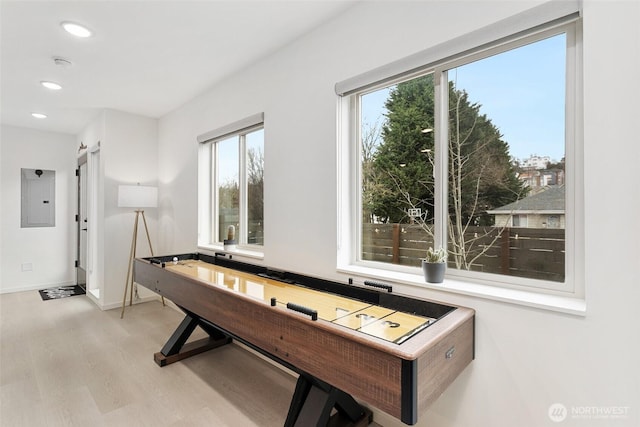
[21,263,33,272]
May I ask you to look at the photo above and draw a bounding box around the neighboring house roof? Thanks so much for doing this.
[487,185,565,214]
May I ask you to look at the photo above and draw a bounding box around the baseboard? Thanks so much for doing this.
[0,281,76,295]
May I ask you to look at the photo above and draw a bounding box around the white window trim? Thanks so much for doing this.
[336,263,586,316]
[197,113,265,256]
[336,4,585,314]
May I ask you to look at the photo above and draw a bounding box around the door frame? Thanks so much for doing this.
[76,153,88,290]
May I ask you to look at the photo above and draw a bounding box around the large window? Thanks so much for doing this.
[198,114,264,249]
[339,10,582,296]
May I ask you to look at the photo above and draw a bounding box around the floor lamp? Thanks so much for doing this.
[118,184,165,318]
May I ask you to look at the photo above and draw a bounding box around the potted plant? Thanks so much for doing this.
[223,225,237,251]
[422,246,447,283]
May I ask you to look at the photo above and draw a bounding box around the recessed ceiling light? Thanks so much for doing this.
[32,113,47,119]
[41,81,62,90]
[61,21,92,38]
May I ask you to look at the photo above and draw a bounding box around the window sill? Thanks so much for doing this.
[198,244,264,261]
[336,264,586,316]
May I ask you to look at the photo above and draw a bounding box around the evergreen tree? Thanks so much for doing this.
[447,83,526,227]
[370,75,525,226]
[369,74,527,268]
[371,75,436,223]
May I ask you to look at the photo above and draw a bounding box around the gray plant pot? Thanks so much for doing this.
[422,260,446,283]
[223,239,237,251]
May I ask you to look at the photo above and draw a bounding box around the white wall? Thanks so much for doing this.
[158,1,639,426]
[0,125,77,293]
[77,109,159,309]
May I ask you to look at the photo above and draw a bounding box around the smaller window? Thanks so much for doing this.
[198,114,264,249]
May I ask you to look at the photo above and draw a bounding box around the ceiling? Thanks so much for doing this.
[0,0,357,135]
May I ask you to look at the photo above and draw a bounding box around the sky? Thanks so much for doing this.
[216,129,264,189]
[362,33,566,162]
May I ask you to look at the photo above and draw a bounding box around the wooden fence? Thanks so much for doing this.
[362,223,565,282]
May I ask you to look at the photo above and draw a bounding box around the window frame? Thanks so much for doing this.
[337,14,584,306]
[198,114,265,255]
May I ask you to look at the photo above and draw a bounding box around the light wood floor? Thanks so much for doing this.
[0,291,302,426]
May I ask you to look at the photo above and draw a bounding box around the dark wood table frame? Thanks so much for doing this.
[154,304,372,426]
[134,253,474,426]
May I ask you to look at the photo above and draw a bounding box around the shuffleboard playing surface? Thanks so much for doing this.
[165,260,434,344]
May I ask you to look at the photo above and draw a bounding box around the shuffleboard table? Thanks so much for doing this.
[133,252,475,426]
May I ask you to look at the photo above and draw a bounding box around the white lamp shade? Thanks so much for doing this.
[118,185,158,208]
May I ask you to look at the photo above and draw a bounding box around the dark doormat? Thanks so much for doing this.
[38,285,86,301]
